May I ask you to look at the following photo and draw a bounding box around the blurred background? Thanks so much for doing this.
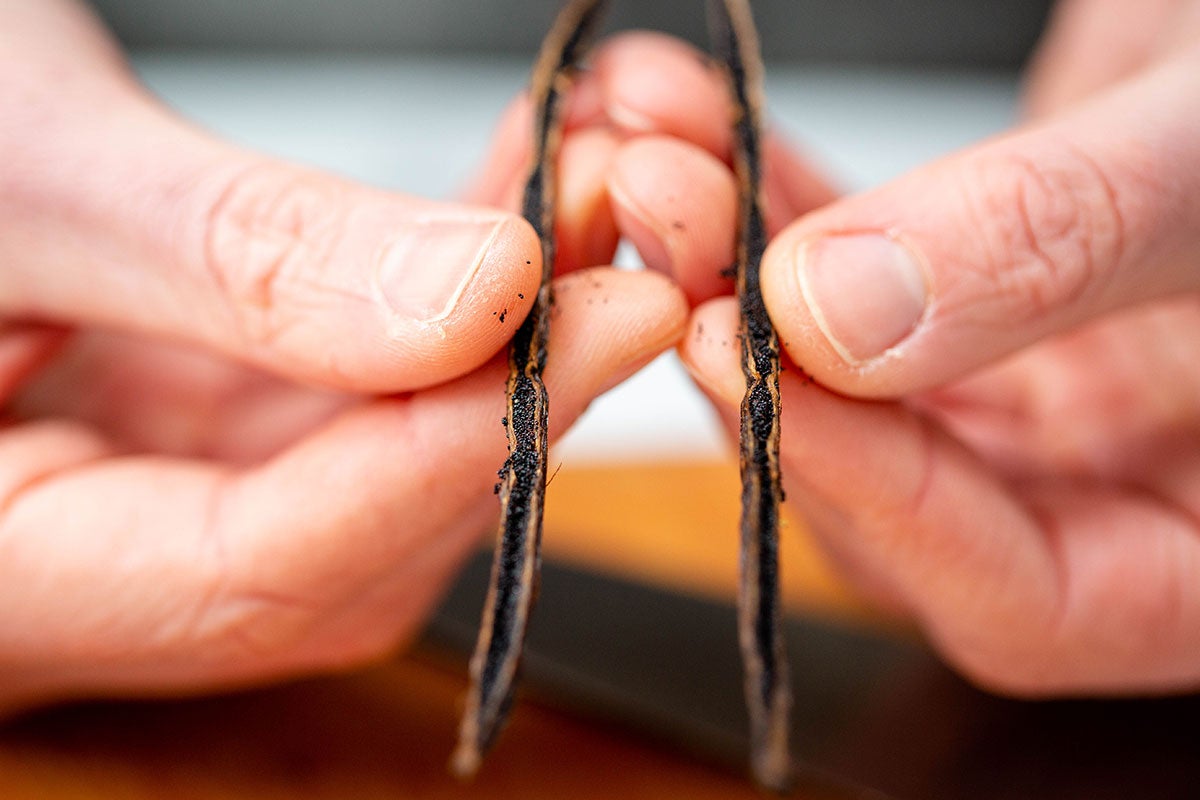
[91,0,1052,66]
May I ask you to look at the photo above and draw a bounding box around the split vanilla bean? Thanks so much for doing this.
[452,0,790,790]
[451,0,608,779]
[710,0,793,791]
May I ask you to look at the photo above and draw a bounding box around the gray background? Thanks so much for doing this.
[91,0,1052,67]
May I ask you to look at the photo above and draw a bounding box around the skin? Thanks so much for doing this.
[0,1,696,712]
[599,2,1200,695]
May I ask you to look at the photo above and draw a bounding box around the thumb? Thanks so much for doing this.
[762,49,1200,397]
[0,60,539,394]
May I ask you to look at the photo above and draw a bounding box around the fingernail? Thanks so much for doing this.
[376,215,509,323]
[796,233,928,364]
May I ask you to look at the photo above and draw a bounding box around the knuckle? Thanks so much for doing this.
[957,144,1126,320]
[202,162,345,346]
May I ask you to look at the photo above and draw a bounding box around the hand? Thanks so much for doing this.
[0,1,687,711]
[595,4,1200,694]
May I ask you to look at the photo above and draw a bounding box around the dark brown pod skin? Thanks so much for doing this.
[451,0,609,780]
[710,1,793,791]
[453,1,790,791]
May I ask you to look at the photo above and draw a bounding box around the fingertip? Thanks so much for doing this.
[375,211,542,392]
[592,31,732,158]
[562,70,607,130]
[444,211,543,345]
[678,297,744,407]
[608,136,738,303]
[554,266,689,350]
[555,128,620,272]
[544,267,689,423]
[171,153,543,395]
[624,267,691,346]
[760,228,829,381]
[762,216,937,400]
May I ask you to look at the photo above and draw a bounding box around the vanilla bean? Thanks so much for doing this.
[454,0,789,788]
[709,0,792,792]
[451,0,608,779]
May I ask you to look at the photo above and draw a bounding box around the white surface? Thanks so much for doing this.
[134,53,1019,463]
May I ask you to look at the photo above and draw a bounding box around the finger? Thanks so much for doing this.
[469,30,837,288]
[608,136,739,304]
[550,128,621,271]
[476,30,838,209]
[590,31,733,158]
[1023,0,1185,117]
[0,0,131,83]
[681,298,1200,694]
[589,30,841,233]
[519,127,622,273]
[1,76,540,394]
[761,50,1200,398]
[0,268,686,705]
[13,331,350,464]
[468,123,623,273]
[608,135,837,305]
[463,32,726,213]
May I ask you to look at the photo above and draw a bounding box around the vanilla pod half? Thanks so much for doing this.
[451,0,609,779]
[452,0,790,790]
[710,0,792,791]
